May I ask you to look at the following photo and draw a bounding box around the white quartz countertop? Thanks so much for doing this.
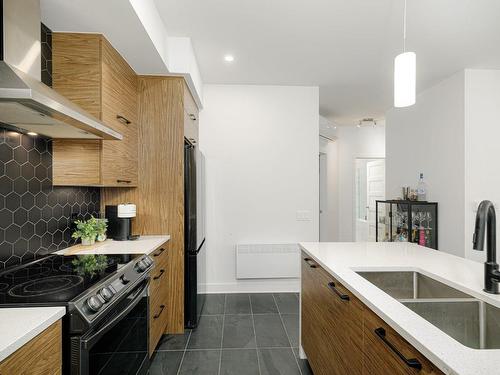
[55,235,170,256]
[299,241,500,375]
[0,307,65,362]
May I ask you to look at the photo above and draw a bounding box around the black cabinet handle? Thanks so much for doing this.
[153,248,165,257]
[374,328,422,370]
[153,305,166,319]
[189,113,197,121]
[116,179,132,184]
[303,258,317,268]
[327,281,350,301]
[116,114,131,125]
[153,269,165,280]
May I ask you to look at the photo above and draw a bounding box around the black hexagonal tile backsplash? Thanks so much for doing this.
[0,126,100,269]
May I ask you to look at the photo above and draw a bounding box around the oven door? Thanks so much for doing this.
[72,279,150,375]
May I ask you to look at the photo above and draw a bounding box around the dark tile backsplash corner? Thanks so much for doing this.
[41,22,53,87]
[0,127,100,269]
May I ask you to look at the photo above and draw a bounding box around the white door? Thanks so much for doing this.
[319,153,328,241]
[366,160,385,241]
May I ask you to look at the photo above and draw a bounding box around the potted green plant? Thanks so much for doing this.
[95,218,108,242]
[72,255,109,278]
[72,216,99,246]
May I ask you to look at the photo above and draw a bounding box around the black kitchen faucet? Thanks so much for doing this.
[473,200,500,294]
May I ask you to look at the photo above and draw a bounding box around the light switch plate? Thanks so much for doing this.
[296,210,312,221]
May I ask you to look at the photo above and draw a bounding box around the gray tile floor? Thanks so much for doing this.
[149,293,313,375]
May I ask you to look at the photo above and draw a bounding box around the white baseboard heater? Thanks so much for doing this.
[236,243,300,279]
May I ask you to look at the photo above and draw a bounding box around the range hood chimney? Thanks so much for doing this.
[0,0,122,140]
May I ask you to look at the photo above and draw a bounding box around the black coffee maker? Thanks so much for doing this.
[105,204,139,241]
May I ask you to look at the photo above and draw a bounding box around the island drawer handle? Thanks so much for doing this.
[374,327,422,370]
[303,258,317,268]
[153,269,165,280]
[153,305,166,319]
[153,248,166,257]
[116,179,132,184]
[327,282,350,301]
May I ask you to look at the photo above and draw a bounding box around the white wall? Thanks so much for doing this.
[465,70,500,262]
[386,71,466,257]
[319,138,339,241]
[336,125,386,241]
[199,85,319,293]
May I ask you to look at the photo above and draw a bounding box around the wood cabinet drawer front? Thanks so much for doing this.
[150,243,168,265]
[0,320,62,375]
[149,262,168,301]
[301,254,363,375]
[363,310,444,375]
[149,290,168,356]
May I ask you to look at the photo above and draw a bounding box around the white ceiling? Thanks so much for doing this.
[154,0,500,125]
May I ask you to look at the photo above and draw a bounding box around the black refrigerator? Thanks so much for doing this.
[184,139,206,328]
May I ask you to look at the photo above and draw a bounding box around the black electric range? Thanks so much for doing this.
[0,253,155,375]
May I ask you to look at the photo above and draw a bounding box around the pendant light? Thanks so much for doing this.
[394,0,416,108]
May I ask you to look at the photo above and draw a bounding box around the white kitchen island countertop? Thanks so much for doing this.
[55,235,170,256]
[0,307,65,362]
[299,241,500,375]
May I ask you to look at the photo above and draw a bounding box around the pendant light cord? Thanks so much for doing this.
[403,0,407,52]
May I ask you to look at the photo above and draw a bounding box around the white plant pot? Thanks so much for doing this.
[97,234,107,242]
[81,237,96,246]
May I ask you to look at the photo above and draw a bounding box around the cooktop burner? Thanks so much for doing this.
[0,254,133,305]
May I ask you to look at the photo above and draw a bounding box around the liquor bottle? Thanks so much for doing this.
[417,173,427,201]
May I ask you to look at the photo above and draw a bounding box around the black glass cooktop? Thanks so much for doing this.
[0,254,133,306]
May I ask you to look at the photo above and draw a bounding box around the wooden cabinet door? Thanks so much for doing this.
[100,39,138,187]
[363,305,444,375]
[0,320,62,375]
[301,253,363,375]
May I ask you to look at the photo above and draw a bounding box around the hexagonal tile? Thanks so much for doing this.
[5,192,21,211]
[53,230,63,245]
[47,191,58,206]
[0,176,13,196]
[21,222,35,239]
[41,151,51,168]
[41,205,52,221]
[21,193,35,209]
[5,160,20,179]
[13,238,28,256]
[0,143,13,163]
[28,149,41,165]
[53,204,63,218]
[29,235,41,252]
[35,164,47,180]
[0,243,13,258]
[13,177,28,195]
[0,197,4,210]
[42,232,52,248]
[0,228,4,243]
[0,209,11,229]
[21,163,35,179]
[47,217,58,232]
[34,137,47,153]
[58,216,68,229]
[13,208,28,226]
[5,224,21,243]
[5,131,21,148]
[29,208,42,223]
[41,178,51,192]
[21,135,35,151]
[13,146,28,164]
[28,179,41,194]
[35,193,47,208]
[35,220,47,236]
[63,204,71,218]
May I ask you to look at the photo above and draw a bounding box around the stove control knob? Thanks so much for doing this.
[120,274,130,284]
[135,259,149,273]
[86,295,103,313]
[143,256,153,267]
[99,287,114,302]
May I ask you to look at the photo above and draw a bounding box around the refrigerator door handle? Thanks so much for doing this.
[194,238,206,254]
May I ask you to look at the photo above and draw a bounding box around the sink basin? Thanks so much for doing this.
[356,271,500,349]
[357,271,472,299]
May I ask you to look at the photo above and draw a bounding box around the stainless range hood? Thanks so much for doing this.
[0,0,122,140]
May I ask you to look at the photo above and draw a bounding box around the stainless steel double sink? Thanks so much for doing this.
[357,271,500,349]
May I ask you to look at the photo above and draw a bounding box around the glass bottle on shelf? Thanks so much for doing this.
[417,173,427,201]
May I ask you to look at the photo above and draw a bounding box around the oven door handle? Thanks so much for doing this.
[82,278,149,350]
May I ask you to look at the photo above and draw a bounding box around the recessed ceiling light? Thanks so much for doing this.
[224,54,234,62]
[27,132,38,136]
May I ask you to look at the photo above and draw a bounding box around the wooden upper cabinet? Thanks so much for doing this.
[52,33,138,187]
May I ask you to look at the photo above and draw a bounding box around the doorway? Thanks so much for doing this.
[319,152,328,241]
[354,158,385,241]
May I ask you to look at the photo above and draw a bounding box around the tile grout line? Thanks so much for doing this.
[272,294,304,375]
[249,294,262,375]
[217,294,227,375]
[176,329,192,375]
